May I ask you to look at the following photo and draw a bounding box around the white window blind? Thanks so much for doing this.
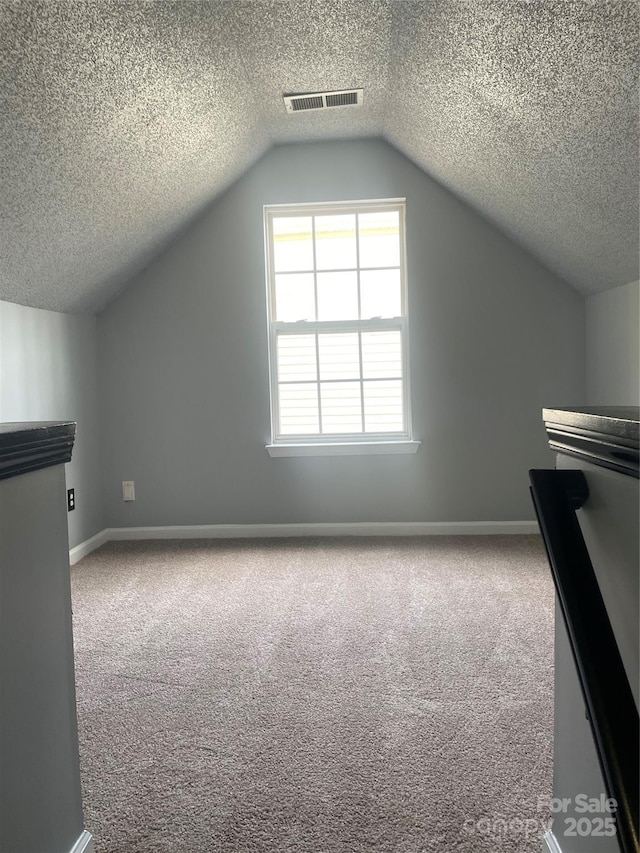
[264,199,412,445]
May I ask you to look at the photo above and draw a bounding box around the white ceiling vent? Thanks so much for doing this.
[283,88,363,114]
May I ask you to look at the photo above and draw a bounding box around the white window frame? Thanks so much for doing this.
[263,199,419,457]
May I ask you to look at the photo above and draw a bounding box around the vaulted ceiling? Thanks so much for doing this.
[1,0,637,313]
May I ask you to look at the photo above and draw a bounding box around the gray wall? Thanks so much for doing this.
[1,463,85,853]
[0,300,103,548]
[586,280,640,405]
[98,138,585,528]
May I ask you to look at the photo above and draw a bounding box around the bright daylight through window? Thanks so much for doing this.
[264,199,416,455]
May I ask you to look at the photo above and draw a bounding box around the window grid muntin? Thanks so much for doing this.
[266,200,409,444]
[355,214,366,430]
[311,216,323,434]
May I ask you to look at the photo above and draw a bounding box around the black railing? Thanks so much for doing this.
[529,469,639,853]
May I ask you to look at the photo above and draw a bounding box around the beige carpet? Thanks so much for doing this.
[71,535,555,852]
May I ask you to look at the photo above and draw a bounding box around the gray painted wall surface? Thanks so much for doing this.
[0,300,103,548]
[586,280,640,405]
[0,464,85,852]
[98,139,585,528]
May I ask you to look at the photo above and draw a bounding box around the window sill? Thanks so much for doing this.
[265,441,421,458]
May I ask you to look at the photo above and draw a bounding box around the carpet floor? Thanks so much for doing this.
[71,536,555,852]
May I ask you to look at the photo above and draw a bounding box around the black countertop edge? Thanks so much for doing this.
[0,422,76,481]
[543,408,639,479]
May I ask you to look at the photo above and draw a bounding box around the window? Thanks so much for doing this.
[264,199,418,456]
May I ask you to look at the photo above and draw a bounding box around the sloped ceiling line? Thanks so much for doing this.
[0,0,637,314]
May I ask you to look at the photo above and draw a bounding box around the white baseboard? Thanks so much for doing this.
[70,520,539,561]
[69,830,94,853]
[69,529,110,565]
[543,830,563,853]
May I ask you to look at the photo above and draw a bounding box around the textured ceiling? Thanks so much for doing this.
[0,0,637,313]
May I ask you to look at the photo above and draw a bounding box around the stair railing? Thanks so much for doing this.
[529,468,639,853]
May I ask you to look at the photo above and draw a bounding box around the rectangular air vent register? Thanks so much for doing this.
[283,88,364,113]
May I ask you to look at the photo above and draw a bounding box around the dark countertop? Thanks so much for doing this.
[0,422,76,481]
[543,407,639,478]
